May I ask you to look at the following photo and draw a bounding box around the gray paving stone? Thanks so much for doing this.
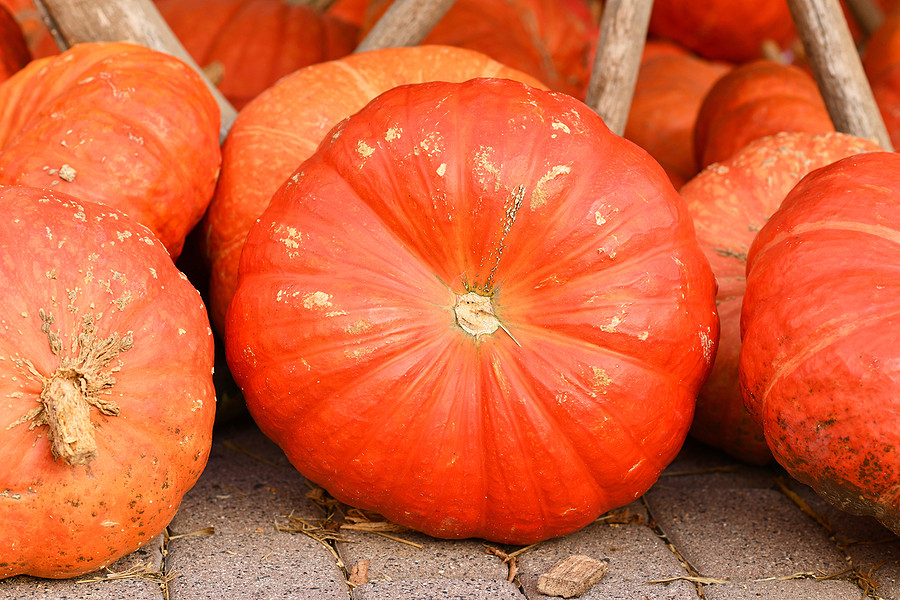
[646,487,847,580]
[516,522,699,599]
[656,439,780,491]
[337,530,508,581]
[163,419,348,599]
[703,579,866,599]
[778,477,900,599]
[351,578,525,599]
[166,530,348,600]
[0,533,166,600]
[168,419,321,535]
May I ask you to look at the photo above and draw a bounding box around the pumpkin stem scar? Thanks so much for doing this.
[484,184,526,290]
[6,310,133,466]
[454,291,520,346]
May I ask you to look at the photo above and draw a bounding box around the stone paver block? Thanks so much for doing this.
[703,579,866,599]
[656,439,780,491]
[646,487,847,580]
[0,533,165,600]
[167,530,348,600]
[337,530,507,581]
[516,523,699,599]
[351,578,524,599]
[169,419,321,535]
[778,477,900,598]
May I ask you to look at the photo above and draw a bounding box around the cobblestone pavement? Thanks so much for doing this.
[4,414,899,600]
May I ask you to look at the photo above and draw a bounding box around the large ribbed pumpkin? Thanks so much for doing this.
[225,78,718,544]
[682,131,881,465]
[740,151,900,533]
[0,185,215,578]
[203,45,546,334]
[0,42,221,259]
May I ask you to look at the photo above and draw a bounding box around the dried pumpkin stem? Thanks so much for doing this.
[9,311,132,466]
[41,373,99,465]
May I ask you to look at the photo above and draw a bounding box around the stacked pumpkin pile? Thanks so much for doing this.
[0,0,899,580]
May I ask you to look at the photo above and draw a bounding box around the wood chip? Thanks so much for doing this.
[537,554,609,598]
[348,559,369,587]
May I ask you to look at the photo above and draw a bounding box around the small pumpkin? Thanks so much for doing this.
[740,151,900,533]
[0,42,221,259]
[625,41,729,189]
[362,0,598,98]
[203,45,546,334]
[648,0,795,63]
[0,185,215,578]
[693,59,834,169]
[155,0,359,110]
[225,78,718,544]
[682,131,881,465]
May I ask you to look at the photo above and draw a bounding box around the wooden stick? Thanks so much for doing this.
[584,0,654,136]
[34,0,237,142]
[788,0,893,150]
[355,0,456,53]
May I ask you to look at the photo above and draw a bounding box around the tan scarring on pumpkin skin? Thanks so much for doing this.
[7,310,132,466]
[454,291,501,338]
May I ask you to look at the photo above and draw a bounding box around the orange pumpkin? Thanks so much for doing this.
[0,42,221,258]
[202,45,546,334]
[155,0,358,109]
[693,60,834,169]
[625,41,729,189]
[0,185,215,578]
[682,131,881,464]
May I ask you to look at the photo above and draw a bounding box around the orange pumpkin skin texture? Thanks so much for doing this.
[0,3,29,83]
[363,0,598,98]
[693,60,834,169]
[682,132,882,465]
[0,42,221,259]
[0,185,215,579]
[648,0,795,62]
[740,152,900,533]
[0,0,56,58]
[625,43,729,189]
[226,78,719,545]
[203,45,547,334]
[155,0,358,110]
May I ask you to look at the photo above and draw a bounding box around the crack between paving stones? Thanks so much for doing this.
[640,496,708,599]
[771,476,889,599]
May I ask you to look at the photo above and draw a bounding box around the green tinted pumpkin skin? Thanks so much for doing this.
[226,78,719,545]
[740,152,900,533]
[682,131,882,465]
[0,186,215,579]
[0,42,221,259]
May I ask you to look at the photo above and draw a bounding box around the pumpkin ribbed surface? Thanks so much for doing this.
[740,152,900,533]
[0,185,215,578]
[226,78,718,544]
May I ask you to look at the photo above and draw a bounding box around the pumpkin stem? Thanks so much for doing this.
[454,291,504,341]
[8,311,132,466]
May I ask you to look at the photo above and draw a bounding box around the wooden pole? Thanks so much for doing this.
[788,0,893,150]
[355,0,456,53]
[584,0,654,136]
[34,0,237,142]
